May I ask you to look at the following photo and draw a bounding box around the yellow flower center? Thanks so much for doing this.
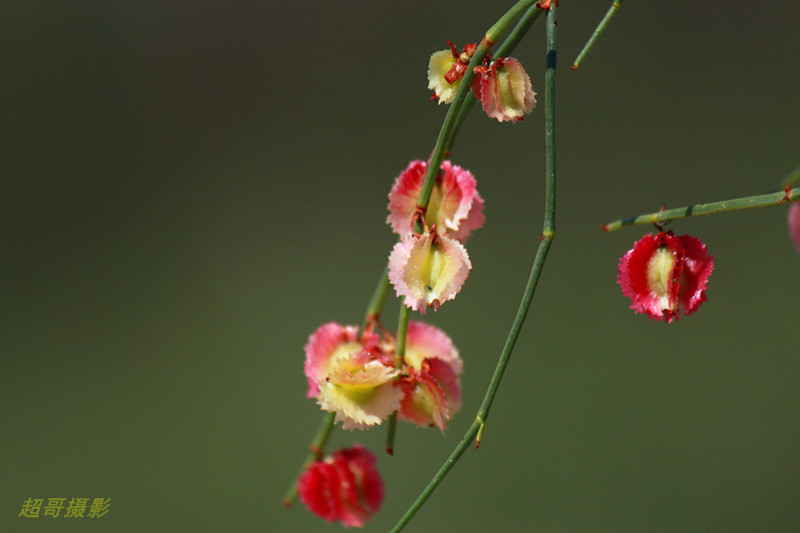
[646,246,676,308]
[416,238,448,304]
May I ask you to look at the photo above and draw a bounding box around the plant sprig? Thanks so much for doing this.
[601,187,799,232]
[390,4,559,531]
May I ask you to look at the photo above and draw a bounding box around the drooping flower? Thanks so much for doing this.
[428,42,478,105]
[617,231,714,323]
[304,323,403,430]
[472,57,536,123]
[397,321,463,431]
[788,201,800,253]
[298,444,383,528]
[388,229,471,314]
[387,159,485,242]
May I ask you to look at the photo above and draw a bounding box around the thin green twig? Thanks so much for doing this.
[571,0,623,70]
[601,187,800,232]
[364,267,390,326]
[385,305,410,455]
[281,411,336,507]
[494,1,546,58]
[389,5,558,531]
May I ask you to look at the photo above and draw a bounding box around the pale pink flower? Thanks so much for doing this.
[387,159,485,242]
[472,57,536,123]
[617,232,714,323]
[388,229,471,314]
[304,323,402,430]
[298,444,383,528]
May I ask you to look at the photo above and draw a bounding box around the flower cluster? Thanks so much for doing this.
[304,321,463,431]
[428,42,536,122]
[617,231,714,322]
[299,320,463,526]
[297,157,479,526]
[290,20,741,529]
[387,160,484,313]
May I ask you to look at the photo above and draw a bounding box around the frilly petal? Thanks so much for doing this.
[677,234,714,316]
[298,444,383,528]
[428,50,459,104]
[387,160,484,242]
[388,231,471,314]
[449,189,485,243]
[618,233,679,321]
[398,359,461,432]
[476,57,536,123]
[618,232,713,322]
[386,160,426,237]
[304,323,361,398]
[405,320,462,374]
[434,160,476,234]
[327,358,399,388]
[317,380,403,431]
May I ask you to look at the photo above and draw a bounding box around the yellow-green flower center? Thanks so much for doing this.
[647,246,676,306]
[335,383,376,402]
[415,239,448,303]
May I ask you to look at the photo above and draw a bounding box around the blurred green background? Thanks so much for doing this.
[3,2,799,531]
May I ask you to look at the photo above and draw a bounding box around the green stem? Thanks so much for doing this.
[441,93,476,158]
[601,187,800,232]
[364,267,390,326]
[485,0,539,44]
[494,1,546,58]
[282,411,336,507]
[571,0,623,70]
[390,6,558,531]
[394,305,411,367]
[385,305,411,455]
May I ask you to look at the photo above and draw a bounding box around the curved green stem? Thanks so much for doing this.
[601,187,800,232]
[571,0,623,70]
[282,411,336,507]
[390,6,559,531]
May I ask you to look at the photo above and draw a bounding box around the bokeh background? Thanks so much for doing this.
[3,2,799,531]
